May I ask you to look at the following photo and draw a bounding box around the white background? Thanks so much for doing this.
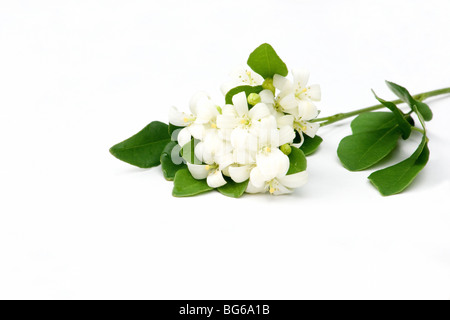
[1,0,449,300]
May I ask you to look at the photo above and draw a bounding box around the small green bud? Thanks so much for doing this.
[262,78,275,94]
[216,106,222,114]
[247,93,261,106]
[280,143,292,156]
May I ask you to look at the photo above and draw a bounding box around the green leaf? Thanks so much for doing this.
[160,141,186,181]
[351,112,398,134]
[217,178,249,198]
[110,121,170,168]
[247,43,288,79]
[287,147,307,174]
[368,136,430,196]
[337,127,402,171]
[172,168,213,197]
[225,85,263,105]
[414,101,433,122]
[300,135,323,156]
[385,81,433,121]
[372,90,412,139]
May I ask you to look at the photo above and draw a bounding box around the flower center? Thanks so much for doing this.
[204,164,218,171]
[183,115,196,123]
[295,87,308,99]
[267,179,278,194]
[294,119,307,132]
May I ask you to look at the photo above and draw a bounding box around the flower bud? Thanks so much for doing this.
[280,143,292,156]
[247,93,261,106]
[262,78,275,94]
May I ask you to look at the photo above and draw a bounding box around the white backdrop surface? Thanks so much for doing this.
[1,0,449,299]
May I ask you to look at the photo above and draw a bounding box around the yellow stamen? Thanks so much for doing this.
[183,117,189,123]
[246,70,251,77]
[205,165,210,171]
[266,147,271,153]
[301,125,307,132]
[240,119,247,124]
[211,123,217,129]
[302,88,307,93]
[269,187,275,194]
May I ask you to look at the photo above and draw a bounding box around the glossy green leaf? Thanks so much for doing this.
[300,135,323,156]
[225,85,263,105]
[160,141,186,181]
[247,43,288,79]
[110,121,170,168]
[287,147,307,174]
[217,178,249,198]
[385,81,433,121]
[414,101,433,122]
[372,90,412,139]
[368,136,430,196]
[351,112,398,134]
[337,127,402,171]
[172,168,213,197]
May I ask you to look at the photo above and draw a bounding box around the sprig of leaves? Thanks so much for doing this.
[110,43,313,198]
[337,81,431,196]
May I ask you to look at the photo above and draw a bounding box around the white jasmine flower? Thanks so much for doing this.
[293,101,321,139]
[274,68,321,103]
[220,67,264,95]
[169,92,212,127]
[246,170,308,195]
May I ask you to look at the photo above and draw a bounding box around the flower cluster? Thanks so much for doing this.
[169,67,321,195]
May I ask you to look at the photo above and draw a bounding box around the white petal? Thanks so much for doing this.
[257,117,279,147]
[279,126,296,145]
[273,74,291,92]
[279,93,298,111]
[245,181,266,194]
[304,122,320,138]
[248,102,270,121]
[187,163,209,180]
[169,106,190,127]
[292,68,310,89]
[216,114,238,129]
[249,167,266,188]
[222,166,231,177]
[229,165,252,183]
[307,84,321,101]
[277,115,294,127]
[273,183,293,195]
[259,89,275,104]
[217,152,234,171]
[233,148,255,165]
[230,128,249,149]
[189,123,205,140]
[207,170,227,188]
[194,142,204,163]
[298,101,318,121]
[256,148,289,181]
[189,91,211,114]
[195,101,219,124]
[232,91,249,117]
[177,127,191,147]
[278,171,308,189]
[222,104,237,116]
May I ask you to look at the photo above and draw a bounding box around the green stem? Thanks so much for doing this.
[411,126,425,134]
[314,87,450,126]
